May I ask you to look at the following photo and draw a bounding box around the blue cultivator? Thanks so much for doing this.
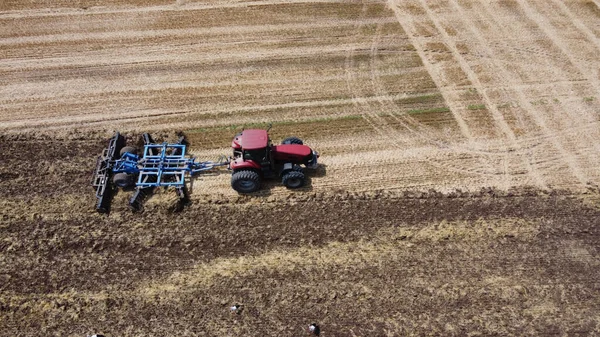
[92,132,228,213]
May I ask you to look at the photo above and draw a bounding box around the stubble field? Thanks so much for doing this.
[1,0,600,336]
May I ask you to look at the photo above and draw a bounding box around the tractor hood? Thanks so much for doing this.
[271,144,313,161]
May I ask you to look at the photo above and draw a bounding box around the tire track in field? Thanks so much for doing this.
[0,42,382,72]
[0,95,407,132]
[472,0,599,187]
[344,2,409,143]
[388,0,546,189]
[516,0,600,96]
[366,22,510,183]
[385,3,474,143]
[508,0,600,167]
[425,0,546,189]
[339,3,434,191]
[547,0,600,52]
[341,4,499,190]
[485,0,600,184]
[445,0,590,187]
[368,24,446,144]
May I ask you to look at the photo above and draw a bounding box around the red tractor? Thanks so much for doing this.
[229,129,319,193]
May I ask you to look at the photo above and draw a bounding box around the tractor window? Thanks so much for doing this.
[243,149,266,162]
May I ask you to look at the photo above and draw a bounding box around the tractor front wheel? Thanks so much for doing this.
[231,170,261,193]
[282,170,305,189]
[113,173,135,188]
[281,136,303,145]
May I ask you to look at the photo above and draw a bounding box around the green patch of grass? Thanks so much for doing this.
[397,93,443,105]
[583,96,595,102]
[467,104,486,110]
[530,99,548,106]
[461,88,480,100]
[406,107,450,115]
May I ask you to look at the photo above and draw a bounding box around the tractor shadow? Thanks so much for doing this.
[303,162,327,190]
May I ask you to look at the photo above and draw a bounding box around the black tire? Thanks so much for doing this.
[282,170,305,189]
[113,173,135,188]
[231,170,261,193]
[281,136,303,145]
[120,146,138,157]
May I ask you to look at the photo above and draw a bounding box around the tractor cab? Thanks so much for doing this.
[231,129,272,167]
[229,128,319,193]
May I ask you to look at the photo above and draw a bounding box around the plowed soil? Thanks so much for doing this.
[1,0,600,336]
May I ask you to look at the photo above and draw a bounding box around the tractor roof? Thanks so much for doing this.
[242,129,269,150]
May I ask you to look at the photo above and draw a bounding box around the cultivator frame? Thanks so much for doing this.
[92,132,228,213]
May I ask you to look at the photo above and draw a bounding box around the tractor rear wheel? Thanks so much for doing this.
[282,170,305,189]
[113,173,135,188]
[281,137,303,145]
[120,146,138,157]
[231,170,261,193]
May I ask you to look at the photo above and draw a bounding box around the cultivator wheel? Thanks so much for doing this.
[231,170,261,193]
[112,172,135,188]
[128,187,154,212]
[120,146,138,156]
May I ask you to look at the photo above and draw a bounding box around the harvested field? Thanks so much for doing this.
[1,0,600,336]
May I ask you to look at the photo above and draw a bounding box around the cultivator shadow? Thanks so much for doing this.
[92,132,228,213]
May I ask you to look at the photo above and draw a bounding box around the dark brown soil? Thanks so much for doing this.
[1,137,599,336]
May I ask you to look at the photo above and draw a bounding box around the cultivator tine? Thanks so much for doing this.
[176,185,190,204]
[167,185,191,212]
[142,133,158,156]
[142,133,155,144]
[176,133,188,146]
[129,187,154,212]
